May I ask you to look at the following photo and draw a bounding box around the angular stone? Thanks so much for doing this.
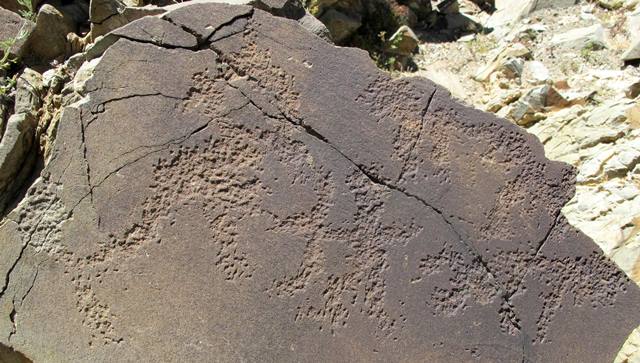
[623,38,640,62]
[0,4,638,363]
[319,8,361,43]
[90,4,166,39]
[90,0,126,24]
[523,60,550,85]
[13,68,43,115]
[500,57,524,78]
[298,10,333,42]
[0,0,41,15]
[0,112,37,212]
[386,25,419,56]
[474,43,531,81]
[486,0,536,30]
[21,4,76,66]
[486,0,576,32]
[110,16,198,49]
[532,0,578,9]
[627,79,640,99]
[551,24,605,50]
[0,7,33,59]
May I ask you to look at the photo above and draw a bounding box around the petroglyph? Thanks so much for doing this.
[0,4,638,363]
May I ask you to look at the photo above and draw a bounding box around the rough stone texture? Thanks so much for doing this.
[305,0,430,46]
[90,0,126,24]
[623,38,640,62]
[550,24,605,50]
[110,16,198,49]
[87,0,167,40]
[0,7,33,59]
[0,3,638,362]
[0,0,41,15]
[0,69,42,215]
[487,0,579,34]
[409,2,640,361]
[298,10,332,41]
[530,100,640,283]
[21,4,76,67]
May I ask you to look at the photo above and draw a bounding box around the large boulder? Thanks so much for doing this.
[0,3,638,362]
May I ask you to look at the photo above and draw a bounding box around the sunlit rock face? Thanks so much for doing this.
[0,3,638,362]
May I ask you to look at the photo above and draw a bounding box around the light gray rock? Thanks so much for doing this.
[488,0,579,34]
[551,24,605,50]
[0,112,36,212]
[523,60,550,85]
[500,57,524,78]
[486,0,536,30]
[623,39,640,62]
[532,0,578,10]
[505,85,570,125]
[628,6,640,35]
[13,68,42,114]
[474,43,531,81]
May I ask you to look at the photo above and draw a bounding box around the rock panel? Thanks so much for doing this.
[0,4,638,362]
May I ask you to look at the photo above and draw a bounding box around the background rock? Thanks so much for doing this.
[298,10,333,41]
[623,38,640,63]
[21,4,76,67]
[551,24,605,50]
[0,0,41,15]
[319,7,360,42]
[0,7,33,59]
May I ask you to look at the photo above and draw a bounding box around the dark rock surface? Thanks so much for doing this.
[0,0,41,16]
[0,3,638,362]
[21,4,76,67]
